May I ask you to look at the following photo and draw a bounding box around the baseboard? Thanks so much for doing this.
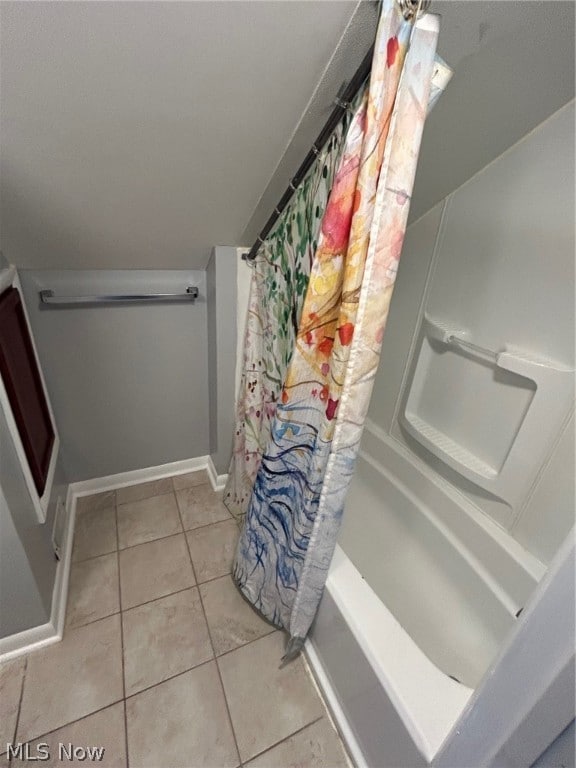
[70,455,218,497]
[0,455,229,662]
[207,456,229,492]
[305,639,368,768]
[0,488,76,663]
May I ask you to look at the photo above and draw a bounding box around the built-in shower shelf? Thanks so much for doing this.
[402,413,498,479]
[400,314,574,507]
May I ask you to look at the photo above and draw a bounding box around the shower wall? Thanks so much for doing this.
[340,100,575,570]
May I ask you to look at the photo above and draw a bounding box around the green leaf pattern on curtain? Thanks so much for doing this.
[224,88,366,521]
[233,4,449,648]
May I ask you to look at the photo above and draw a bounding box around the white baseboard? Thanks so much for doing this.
[206,456,229,492]
[305,639,367,768]
[0,488,76,663]
[70,455,213,497]
[0,455,229,662]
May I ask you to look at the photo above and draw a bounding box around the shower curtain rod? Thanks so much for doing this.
[241,0,431,262]
[241,46,372,262]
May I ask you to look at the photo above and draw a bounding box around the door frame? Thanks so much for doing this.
[0,265,60,523]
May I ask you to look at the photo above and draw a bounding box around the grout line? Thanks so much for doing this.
[60,485,329,768]
[115,486,174,507]
[71,546,118,565]
[118,530,182,553]
[74,521,234,570]
[66,608,122,633]
[121,585,198,615]
[243,715,325,765]
[121,699,128,768]
[214,628,278,662]
[113,504,130,768]
[177,499,242,767]
[117,530,187,558]
[171,475,211,494]
[302,654,356,768]
[119,566,241,614]
[123,658,215,701]
[194,570,234,589]
[11,654,28,748]
[75,501,233,563]
[70,560,240,627]
[116,515,233,553]
[184,516,237,535]
[16,699,125,751]
[118,578,274,651]
[78,472,212,513]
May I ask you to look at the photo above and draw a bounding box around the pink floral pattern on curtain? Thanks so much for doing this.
[233,2,448,647]
[224,91,365,521]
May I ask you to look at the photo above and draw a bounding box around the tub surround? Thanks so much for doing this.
[308,103,574,768]
[309,546,472,766]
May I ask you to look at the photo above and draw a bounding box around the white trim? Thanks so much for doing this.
[0,267,60,523]
[0,264,17,294]
[0,454,226,661]
[207,456,229,492]
[305,639,368,768]
[69,455,229,497]
[70,455,218,497]
[0,487,75,663]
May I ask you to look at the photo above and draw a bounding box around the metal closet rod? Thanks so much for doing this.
[242,0,431,263]
[39,286,199,306]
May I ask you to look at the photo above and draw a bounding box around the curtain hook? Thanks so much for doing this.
[397,0,430,21]
[333,96,351,110]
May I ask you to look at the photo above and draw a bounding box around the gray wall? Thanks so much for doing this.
[207,247,238,475]
[0,401,66,638]
[532,720,575,768]
[19,270,210,482]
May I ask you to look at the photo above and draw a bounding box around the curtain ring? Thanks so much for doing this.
[288,179,297,192]
[397,0,430,20]
[334,96,351,110]
[311,144,320,156]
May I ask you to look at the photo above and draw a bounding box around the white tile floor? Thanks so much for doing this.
[0,471,351,768]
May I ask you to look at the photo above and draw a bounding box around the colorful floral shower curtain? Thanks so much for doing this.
[224,89,365,521]
[234,0,449,650]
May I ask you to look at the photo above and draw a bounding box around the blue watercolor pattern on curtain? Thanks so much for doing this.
[233,0,451,649]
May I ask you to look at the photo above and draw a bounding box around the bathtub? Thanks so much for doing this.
[306,421,544,767]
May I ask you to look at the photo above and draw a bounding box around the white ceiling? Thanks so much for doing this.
[0,0,362,269]
[1,1,574,270]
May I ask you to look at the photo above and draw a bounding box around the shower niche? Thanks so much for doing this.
[400,313,573,510]
[385,102,575,536]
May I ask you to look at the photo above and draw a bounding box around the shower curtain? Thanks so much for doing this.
[234,0,448,650]
[224,90,365,521]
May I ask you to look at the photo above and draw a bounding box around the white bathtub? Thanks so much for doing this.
[306,421,544,767]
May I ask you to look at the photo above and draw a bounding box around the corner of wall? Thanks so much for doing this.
[208,247,238,475]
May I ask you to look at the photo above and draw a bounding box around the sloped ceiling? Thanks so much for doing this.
[409,0,575,222]
[1,1,574,270]
[246,0,575,238]
[0,0,367,269]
